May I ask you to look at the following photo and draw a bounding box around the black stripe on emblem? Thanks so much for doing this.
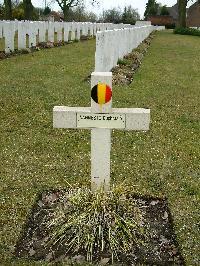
[91,85,98,103]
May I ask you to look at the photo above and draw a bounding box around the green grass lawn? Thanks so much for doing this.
[0,31,199,265]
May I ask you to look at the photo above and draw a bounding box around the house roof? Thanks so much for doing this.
[167,3,178,20]
[167,1,200,19]
[188,0,200,10]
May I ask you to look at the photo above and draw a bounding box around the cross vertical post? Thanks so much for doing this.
[91,72,112,192]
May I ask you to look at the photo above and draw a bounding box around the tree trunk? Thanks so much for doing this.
[23,0,34,20]
[178,0,187,27]
[4,0,12,20]
[63,5,70,21]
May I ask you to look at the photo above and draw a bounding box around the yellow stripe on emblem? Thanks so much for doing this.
[97,83,106,105]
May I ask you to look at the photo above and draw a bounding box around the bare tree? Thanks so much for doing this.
[54,0,97,21]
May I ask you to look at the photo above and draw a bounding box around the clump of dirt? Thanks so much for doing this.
[80,35,90,41]
[15,189,184,265]
[0,51,7,59]
[112,32,155,85]
[37,41,54,49]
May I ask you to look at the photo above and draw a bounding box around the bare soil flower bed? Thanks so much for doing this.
[15,189,184,265]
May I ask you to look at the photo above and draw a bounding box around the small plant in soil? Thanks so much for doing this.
[42,185,147,263]
[117,58,130,66]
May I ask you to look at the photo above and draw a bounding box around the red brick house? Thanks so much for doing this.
[148,1,200,28]
[147,15,175,27]
[147,3,178,27]
[187,1,200,27]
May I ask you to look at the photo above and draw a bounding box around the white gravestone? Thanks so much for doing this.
[18,22,27,50]
[70,22,76,41]
[48,22,55,42]
[53,72,150,191]
[56,22,63,42]
[0,21,3,39]
[76,23,81,41]
[64,23,69,42]
[28,22,37,47]
[4,22,15,53]
[38,22,46,43]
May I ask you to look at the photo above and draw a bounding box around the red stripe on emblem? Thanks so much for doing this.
[105,85,112,103]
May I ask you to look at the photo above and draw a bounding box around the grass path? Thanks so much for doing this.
[0,31,199,265]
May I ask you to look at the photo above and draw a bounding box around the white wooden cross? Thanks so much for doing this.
[53,72,150,191]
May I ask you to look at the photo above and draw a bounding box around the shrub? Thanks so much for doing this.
[174,27,200,36]
[165,23,176,29]
[43,185,147,263]
[117,58,130,66]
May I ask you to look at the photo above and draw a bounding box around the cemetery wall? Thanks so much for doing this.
[190,26,200,30]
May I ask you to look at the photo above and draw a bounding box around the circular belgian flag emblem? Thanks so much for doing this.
[91,83,112,105]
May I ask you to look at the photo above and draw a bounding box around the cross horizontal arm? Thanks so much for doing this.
[53,106,150,131]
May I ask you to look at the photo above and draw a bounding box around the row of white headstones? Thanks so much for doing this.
[95,24,165,72]
[52,22,165,191]
[0,20,137,53]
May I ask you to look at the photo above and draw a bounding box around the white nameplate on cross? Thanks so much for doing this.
[76,113,126,129]
[53,72,150,191]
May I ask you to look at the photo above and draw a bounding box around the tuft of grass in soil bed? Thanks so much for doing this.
[43,185,145,263]
[15,185,184,265]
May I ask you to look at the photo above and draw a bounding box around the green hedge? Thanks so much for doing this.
[174,27,200,36]
[165,23,176,29]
